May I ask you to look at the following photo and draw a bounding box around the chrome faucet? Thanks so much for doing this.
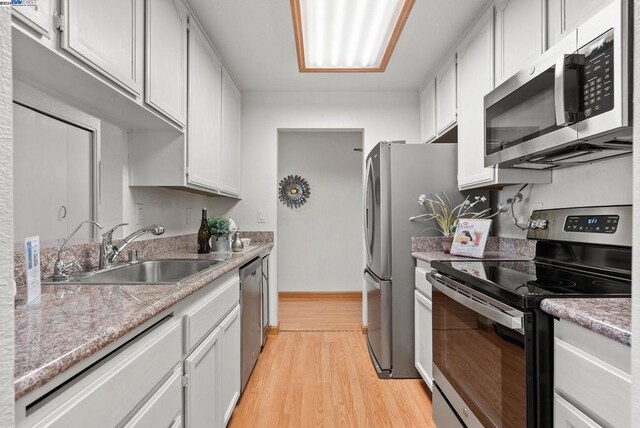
[99,223,165,269]
[53,220,103,281]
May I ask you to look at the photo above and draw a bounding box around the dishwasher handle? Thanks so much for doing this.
[429,273,524,334]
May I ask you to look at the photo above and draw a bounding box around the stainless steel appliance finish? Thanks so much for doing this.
[430,205,632,427]
[240,258,262,392]
[364,141,461,378]
[261,254,270,347]
[484,0,631,170]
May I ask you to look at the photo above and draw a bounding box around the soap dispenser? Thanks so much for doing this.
[232,230,244,252]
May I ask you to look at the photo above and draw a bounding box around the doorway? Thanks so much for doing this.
[276,130,364,331]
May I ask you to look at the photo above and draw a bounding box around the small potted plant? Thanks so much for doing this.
[410,193,498,253]
[208,216,231,252]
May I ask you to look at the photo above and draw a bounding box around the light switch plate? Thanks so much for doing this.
[135,203,145,225]
[257,210,267,223]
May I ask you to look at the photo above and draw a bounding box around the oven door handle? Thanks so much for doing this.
[429,273,524,334]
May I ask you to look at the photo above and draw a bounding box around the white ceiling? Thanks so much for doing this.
[186,0,491,92]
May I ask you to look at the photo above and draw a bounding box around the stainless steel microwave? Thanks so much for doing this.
[484,0,632,170]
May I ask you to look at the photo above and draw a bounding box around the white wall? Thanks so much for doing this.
[631,2,639,427]
[0,7,14,426]
[225,91,420,325]
[494,155,633,238]
[277,131,363,292]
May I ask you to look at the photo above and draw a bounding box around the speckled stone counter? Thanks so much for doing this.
[14,243,273,400]
[541,298,631,346]
[411,236,536,264]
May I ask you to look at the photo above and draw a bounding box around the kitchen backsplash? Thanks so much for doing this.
[13,231,274,306]
[411,236,536,258]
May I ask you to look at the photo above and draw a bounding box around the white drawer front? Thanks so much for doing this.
[415,267,432,298]
[124,368,182,428]
[555,337,631,428]
[34,321,181,428]
[555,394,602,428]
[183,272,240,353]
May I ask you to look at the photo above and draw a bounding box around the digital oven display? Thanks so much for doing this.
[564,215,619,233]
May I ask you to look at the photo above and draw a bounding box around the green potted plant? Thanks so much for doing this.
[208,216,231,252]
[410,193,498,253]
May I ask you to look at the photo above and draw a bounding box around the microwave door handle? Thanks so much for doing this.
[555,55,577,127]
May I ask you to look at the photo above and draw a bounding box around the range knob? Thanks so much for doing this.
[529,219,548,230]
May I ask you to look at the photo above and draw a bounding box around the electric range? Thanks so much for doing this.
[428,206,632,428]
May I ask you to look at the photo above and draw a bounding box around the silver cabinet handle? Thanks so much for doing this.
[429,273,524,334]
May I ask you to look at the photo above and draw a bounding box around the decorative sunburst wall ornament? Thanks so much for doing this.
[279,175,311,208]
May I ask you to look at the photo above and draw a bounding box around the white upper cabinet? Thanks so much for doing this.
[435,54,457,134]
[12,0,53,38]
[494,0,545,86]
[221,68,242,196]
[187,20,223,190]
[457,5,496,189]
[145,0,188,126]
[61,0,144,96]
[547,0,613,47]
[418,80,436,143]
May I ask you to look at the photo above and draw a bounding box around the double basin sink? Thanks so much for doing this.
[60,259,226,285]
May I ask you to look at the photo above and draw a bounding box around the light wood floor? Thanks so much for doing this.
[279,293,363,332]
[228,296,434,428]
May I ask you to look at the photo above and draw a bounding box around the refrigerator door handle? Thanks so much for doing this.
[364,157,375,265]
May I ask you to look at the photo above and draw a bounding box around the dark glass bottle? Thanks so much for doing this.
[197,208,211,254]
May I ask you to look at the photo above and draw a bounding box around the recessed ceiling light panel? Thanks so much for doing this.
[291,0,415,72]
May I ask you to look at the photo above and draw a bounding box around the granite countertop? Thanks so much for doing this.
[411,250,534,263]
[541,298,631,346]
[14,243,273,401]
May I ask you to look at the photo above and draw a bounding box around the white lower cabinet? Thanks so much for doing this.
[414,262,433,390]
[554,319,631,428]
[125,368,183,428]
[220,306,242,426]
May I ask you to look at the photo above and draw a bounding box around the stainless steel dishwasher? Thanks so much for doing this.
[240,257,262,393]
[261,254,269,348]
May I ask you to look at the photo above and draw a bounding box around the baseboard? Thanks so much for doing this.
[279,291,362,299]
[267,324,280,335]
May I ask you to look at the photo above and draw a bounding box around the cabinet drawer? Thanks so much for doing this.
[33,321,181,428]
[183,271,240,353]
[415,267,432,299]
[555,337,631,428]
[124,367,182,428]
[555,394,602,428]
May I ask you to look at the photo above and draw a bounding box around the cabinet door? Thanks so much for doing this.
[184,327,222,428]
[12,0,53,38]
[221,68,242,195]
[435,54,457,134]
[124,368,182,428]
[414,291,433,390]
[457,5,496,189]
[494,0,544,86]
[145,0,188,125]
[61,0,144,96]
[547,0,613,47]
[187,21,223,190]
[220,305,241,426]
[419,80,436,143]
[554,394,603,428]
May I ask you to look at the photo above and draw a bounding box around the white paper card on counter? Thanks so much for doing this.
[24,236,41,304]
[450,219,492,259]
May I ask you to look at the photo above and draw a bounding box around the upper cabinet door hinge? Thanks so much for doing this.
[182,374,189,388]
[186,17,191,31]
[54,13,65,32]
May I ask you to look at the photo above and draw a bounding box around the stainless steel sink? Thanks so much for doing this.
[67,259,225,285]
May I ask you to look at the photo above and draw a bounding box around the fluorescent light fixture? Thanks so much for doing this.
[291,0,415,72]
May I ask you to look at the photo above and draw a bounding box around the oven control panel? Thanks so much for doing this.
[564,215,619,233]
[580,29,614,119]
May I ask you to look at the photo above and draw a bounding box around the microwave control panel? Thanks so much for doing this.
[564,215,619,234]
[580,29,614,119]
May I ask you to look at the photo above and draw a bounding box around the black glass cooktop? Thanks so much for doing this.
[431,260,631,309]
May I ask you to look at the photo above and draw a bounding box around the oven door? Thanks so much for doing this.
[484,33,579,168]
[430,273,532,428]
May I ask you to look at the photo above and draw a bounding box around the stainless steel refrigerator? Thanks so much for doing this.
[364,141,459,379]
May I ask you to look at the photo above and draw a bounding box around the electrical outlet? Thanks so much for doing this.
[135,203,145,225]
[257,210,267,224]
[186,208,192,225]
